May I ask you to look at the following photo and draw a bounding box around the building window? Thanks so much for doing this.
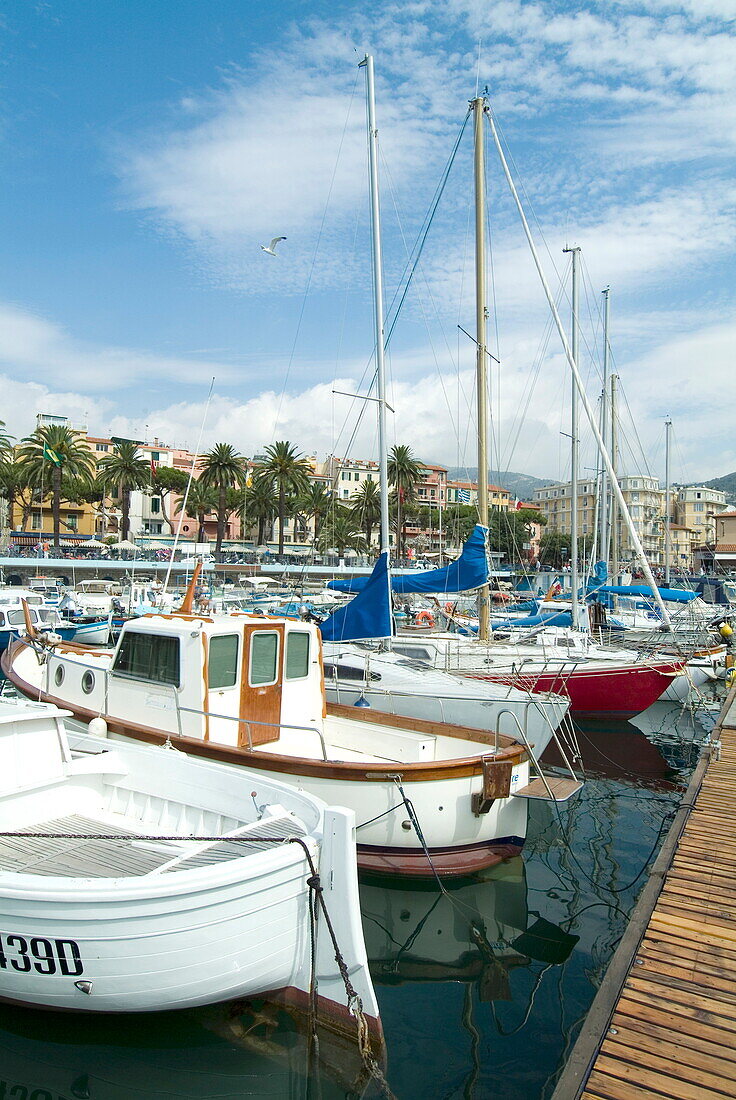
[95,443,109,452]
[66,514,78,531]
[31,511,42,529]
[694,502,704,512]
[151,497,160,514]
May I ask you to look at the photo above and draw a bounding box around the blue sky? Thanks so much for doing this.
[1,0,734,484]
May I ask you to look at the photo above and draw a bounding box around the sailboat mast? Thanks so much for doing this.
[563,245,580,624]
[360,55,391,559]
[472,94,490,642]
[484,109,673,630]
[664,417,672,587]
[599,286,610,567]
[610,373,619,581]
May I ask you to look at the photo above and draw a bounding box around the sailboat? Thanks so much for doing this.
[2,59,581,878]
[320,93,687,719]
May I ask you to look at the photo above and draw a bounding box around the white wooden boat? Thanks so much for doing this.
[0,695,379,1037]
[2,593,581,877]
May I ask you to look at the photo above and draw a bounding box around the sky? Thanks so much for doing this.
[0,0,734,487]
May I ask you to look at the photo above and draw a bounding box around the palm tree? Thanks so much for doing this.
[256,442,312,555]
[351,478,382,547]
[0,420,14,459]
[0,459,35,531]
[387,444,422,559]
[174,480,218,544]
[317,505,367,557]
[97,441,151,541]
[198,444,247,560]
[239,479,278,546]
[17,425,95,550]
[297,482,333,541]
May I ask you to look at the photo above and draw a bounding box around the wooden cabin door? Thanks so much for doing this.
[239,624,285,746]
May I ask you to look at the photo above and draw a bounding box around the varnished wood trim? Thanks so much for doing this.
[326,701,521,753]
[201,633,209,742]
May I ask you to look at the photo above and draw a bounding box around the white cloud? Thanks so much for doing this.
[0,302,243,393]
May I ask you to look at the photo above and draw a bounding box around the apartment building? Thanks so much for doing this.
[446,480,512,510]
[533,475,666,564]
[673,486,728,545]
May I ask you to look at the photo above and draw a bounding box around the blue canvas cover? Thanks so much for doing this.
[319,551,393,642]
[327,524,490,596]
[491,610,573,631]
[594,584,697,603]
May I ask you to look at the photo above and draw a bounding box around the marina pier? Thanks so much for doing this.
[552,686,736,1100]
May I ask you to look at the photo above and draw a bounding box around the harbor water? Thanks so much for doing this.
[0,690,719,1100]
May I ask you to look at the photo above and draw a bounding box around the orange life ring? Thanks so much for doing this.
[445,602,454,614]
[416,610,435,627]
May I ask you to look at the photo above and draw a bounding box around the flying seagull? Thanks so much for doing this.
[261,236,286,256]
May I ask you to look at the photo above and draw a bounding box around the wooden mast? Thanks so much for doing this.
[472,94,490,642]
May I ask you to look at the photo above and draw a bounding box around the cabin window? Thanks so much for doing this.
[0,612,4,626]
[323,662,380,682]
[285,632,310,679]
[82,671,95,694]
[113,632,180,687]
[7,610,26,626]
[249,631,279,686]
[54,664,64,685]
[208,634,239,689]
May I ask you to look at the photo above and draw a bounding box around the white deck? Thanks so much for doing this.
[0,813,307,878]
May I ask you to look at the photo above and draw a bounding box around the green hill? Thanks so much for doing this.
[703,473,736,503]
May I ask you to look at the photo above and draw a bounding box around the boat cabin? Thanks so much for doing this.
[48,612,327,748]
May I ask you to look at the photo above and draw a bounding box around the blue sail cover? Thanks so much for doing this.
[327,524,490,596]
[594,584,697,604]
[319,551,393,642]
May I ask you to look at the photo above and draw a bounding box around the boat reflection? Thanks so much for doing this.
[361,858,578,1001]
[0,998,372,1099]
[542,717,681,789]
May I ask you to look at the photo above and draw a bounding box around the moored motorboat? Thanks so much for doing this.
[0,695,379,1039]
[2,595,581,877]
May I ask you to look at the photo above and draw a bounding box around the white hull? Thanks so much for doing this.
[0,699,379,1028]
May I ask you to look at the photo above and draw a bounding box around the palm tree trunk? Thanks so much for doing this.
[278,482,286,555]
[216,485,226,560]
[122,487,130,540]
[52,466,62,550]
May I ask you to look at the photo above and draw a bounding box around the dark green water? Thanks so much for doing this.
[0,694,718,1100]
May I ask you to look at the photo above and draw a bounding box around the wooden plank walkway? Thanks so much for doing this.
[552,686,736,1100]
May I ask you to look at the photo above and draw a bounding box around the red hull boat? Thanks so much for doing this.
[463,659,685,719]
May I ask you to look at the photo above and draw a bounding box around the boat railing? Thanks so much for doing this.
[174,701,330,761]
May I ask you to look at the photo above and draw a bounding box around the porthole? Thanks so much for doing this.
[54,665,65,687]
[81,670,95,695]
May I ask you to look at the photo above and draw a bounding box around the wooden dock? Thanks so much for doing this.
[552,687,736,1100]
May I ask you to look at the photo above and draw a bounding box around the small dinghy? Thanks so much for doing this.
[0,696,379,1042]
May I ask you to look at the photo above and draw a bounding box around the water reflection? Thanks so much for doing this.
[0,999,374,1099]
[362,859,577,996]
